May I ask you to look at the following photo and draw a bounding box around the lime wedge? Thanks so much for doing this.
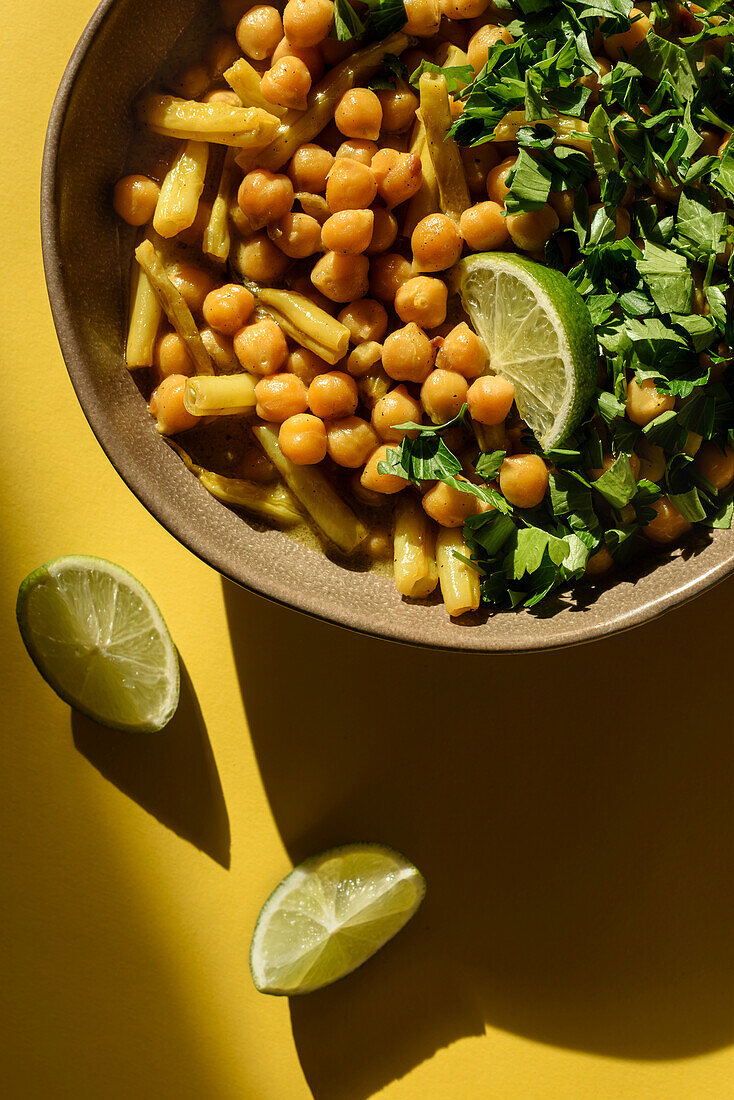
[16,555,179,733]
[453,252,597,451]
[250,844,426,995]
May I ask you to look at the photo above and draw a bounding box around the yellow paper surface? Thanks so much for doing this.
[2,2,734,1097]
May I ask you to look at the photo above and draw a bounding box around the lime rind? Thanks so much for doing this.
[250,843,426,996]
[16,555,179,733]
[454,252,597,451]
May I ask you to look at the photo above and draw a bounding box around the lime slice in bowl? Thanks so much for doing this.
[453,252,597,451]
[16,555,179,733]
[250,844,426,995]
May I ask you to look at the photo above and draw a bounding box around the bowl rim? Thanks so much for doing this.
[40,0,734,654]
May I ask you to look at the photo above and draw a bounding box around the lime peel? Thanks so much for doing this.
[250,843,426,995]
[16,555,179,733]
[453,252,597,451]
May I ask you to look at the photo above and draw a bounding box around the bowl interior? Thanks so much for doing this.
[41,0,734,651]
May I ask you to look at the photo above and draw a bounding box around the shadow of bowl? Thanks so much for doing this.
[224,576,734,1099]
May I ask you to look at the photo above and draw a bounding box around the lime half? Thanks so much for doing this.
[16,555,179,732]
[250,844,426,995]
[453,252,597,451]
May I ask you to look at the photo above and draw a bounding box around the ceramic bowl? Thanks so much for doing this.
[40,0,734,651]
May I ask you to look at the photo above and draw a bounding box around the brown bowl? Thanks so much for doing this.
[41,0,734,651]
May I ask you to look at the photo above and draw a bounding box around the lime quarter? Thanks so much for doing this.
[453,252,597,451]
[250,843,426,995]
[16,555,179,733]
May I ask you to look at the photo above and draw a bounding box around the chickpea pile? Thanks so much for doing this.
[114,0,734,610]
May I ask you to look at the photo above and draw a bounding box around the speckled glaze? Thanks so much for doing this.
[41,0,734,652]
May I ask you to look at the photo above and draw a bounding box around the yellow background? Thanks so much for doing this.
[3,2,734,1096]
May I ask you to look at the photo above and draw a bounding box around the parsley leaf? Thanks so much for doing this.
[409,60,474,94]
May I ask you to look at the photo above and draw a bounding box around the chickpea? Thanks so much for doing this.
[459,201,509,251]
[361,445,409,494]
[486,155,517,205]
[239,443,278,482]
[167,261,217,314]
[411,213,463,272]
[202,283,254,336]
[347,341,383,377]
[423,480,479,527]
[113,174,160,226]
[325,158,377,212]
[461,144,500,195]
[203,89,241,106]
[260,56,312,110]
[235,232,290,282]
[366,206,398,254]
[154,332,194,378]
[148,374,199,435]
[506,205,560,252]
[421,369,469,424]
[235,6,283,60]
[499,454,549,508]
[287,347,331,385]
[335,139,379,165]
[382,323,436,383]
[335,88,383,141]
[626,377,674,427]
[635,437,666,483]
[643,496,691,544]
[435,322,486,379]
[695,128,721,160]
[585,546,614,576]
[294,192,330,224]
[695,442,734,490]
[206,32,242,80]
[467,24,513,74]
[373,150,423,209]
[278,412,328,464]
[589,451,641,483]
[604,9,651,62]
[441,0,489,17]
[338,298,388,343]
[378,86,419,133]
[363,525,394,558]
[466,374,514,425]
[321,208,374,253]
[549,190,575,226]
[589,202,631,241]
[271,37,325,81]
[238,169,294,224]
[577,55,612,102]
[394,276,448,329]
[326,416,379,467]
[372,385,423,442]
[403,0,441,35]
[233,318,288,375]
[268,211,322,257]
[254,373,309,423]
[283,0,334,46]
[288,144,334,192]
[307,371,359,418]
[171,63,210,100]
[200,327,238,372]
[369,252,413,301]
[310,250,369,302]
